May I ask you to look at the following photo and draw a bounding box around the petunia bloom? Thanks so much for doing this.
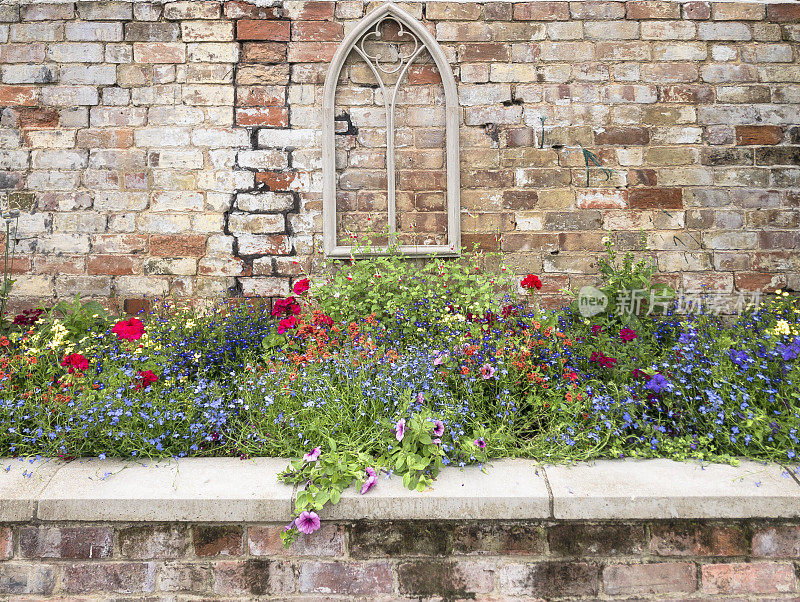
[620,327,637,342]
[480,364,496,379]
[61,353,89,374]
[394,418,406,442]
[433,354,448,366]
[135,370,158,390]
[277,316,298,334]
[292,278,310,295]
[474,437,486,450]
[303,447,321,462]
[360,467,377,494]
[111,317,145,341]
[432,420,445,437]
[271,297,301,318]
[521,274,542,290]
[294,510,321,535]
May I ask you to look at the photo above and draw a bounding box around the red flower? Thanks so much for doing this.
[292,278,310,295]
[521,274,542,290]
[135,370,158,390]
[314,313,334,327]
[590,351,617,369]
[620,327,637,342]
[590,325,603,335]
[271,297,300,317]
[277,316,298,334]
[61,353,89,374]
[631,368,648,379]
[111,317,145,341]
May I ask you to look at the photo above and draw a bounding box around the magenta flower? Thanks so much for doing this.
[620,327,637,342]
[303,447,321,462]
[417,391,424,404]
[294,510,321,535]
[433,438,442,445]
[432,420,444,437]
[360,467,378,495]
[394,418,406,442]
[480,364,496,380]
[433,354,448,366]
[474,437,486,450]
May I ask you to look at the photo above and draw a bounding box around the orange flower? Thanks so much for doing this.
[533,321,541,330]
[461,366,470,376]
[566,392,573,403]
[0,336,9,347]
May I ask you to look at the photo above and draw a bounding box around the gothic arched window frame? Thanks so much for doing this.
[321,2,461,258]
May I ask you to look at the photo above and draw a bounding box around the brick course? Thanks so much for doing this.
[0,519,797,598]
[0,0,797,309]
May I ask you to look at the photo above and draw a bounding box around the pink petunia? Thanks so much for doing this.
[277,316,298,334]
[61,353,89,374]
[303,447,321,462]
[432,420,444,437]
[360,467,377,495]
[292,278,310,295]
[416,392,424,404]
[394,418,406,442]
[111,317,145,341]
[433,354,448,366]
[294,510,321,535]
[480,364,496,379]
[474,437,486,450]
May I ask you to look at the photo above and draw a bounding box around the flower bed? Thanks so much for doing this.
[1,244,798,545]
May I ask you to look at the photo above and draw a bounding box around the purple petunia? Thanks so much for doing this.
[394,418,406,442]
[360,467,378,495]
[294,510,321,534]
[474,437,486,450]
[303,447,321,462]
[432,420,445,437]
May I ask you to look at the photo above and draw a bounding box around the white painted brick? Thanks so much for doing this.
[134,127,191,148]
[94,192,149,212]
[257,129,317,148]
[31,150,88,170]
[237,149,288,170]
[46,43,104,63]
[151,191,204,212]
[41,85,99,106]
[65,22,123,42]
[191,128,249,148]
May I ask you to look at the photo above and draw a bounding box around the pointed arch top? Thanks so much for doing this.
[322,2,461,258]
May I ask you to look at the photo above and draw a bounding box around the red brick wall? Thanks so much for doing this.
[0,1,798,309]
[1,520,799,597]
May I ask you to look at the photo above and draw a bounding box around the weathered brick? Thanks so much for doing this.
[752,525,800,557]
[214,559,294,595]
[453,523,547,556]
[702,562,797,594]
[193,526,243,557]
[237,20,290,41]
[125,22,180,42]
[0,563,56,595]
[650,522,748,556]
[163,1,221,20]
[398,560,495,597]
[629,188,683,209]
[603,562,697,595]
[133,42,186,63]
[500,561,600,597]
[595,126,649,145]
[514,2,570,20]
[61,562,156,594]
[20,527,112,559]
[250,524,344,557]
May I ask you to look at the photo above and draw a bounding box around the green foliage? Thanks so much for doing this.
[577,234,674,322]
[314,238,514,332]
[38,296,112,348]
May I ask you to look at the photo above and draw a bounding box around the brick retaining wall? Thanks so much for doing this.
[2,519,800,598]
[0,0,799,309]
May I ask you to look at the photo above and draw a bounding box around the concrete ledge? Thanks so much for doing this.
[1,457,798,523]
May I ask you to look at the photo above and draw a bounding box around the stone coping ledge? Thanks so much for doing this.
[1,458,798,523]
